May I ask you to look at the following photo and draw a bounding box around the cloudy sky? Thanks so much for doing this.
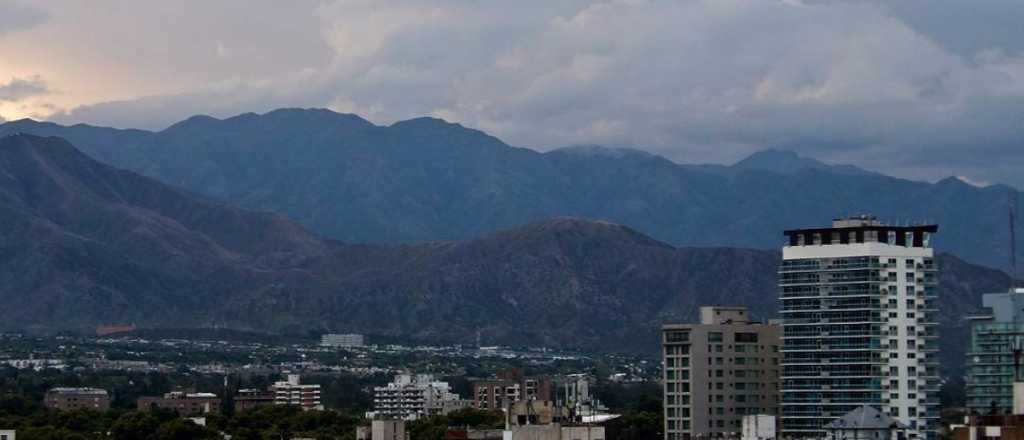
[1,0,1023,187]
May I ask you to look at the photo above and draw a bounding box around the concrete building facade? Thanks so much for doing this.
[662,306,782,440]
[780,216,940,439]
[321,333,365,348]
[373,374,465,420]
[356,420,406,440]
[273,374,322,410]
[234,388,275,412]
[965,288,1024,414]
[43,387,110,411]
[472,368,553,410]
[137,392,220,415]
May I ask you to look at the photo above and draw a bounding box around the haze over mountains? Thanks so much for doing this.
[1,108,1019,273]
[0,133,1017,376]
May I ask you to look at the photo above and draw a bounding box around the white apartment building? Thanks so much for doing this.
[273,373,323,410]
[320,333,365,348]
[372,374,464,420]
[780,216,939,439]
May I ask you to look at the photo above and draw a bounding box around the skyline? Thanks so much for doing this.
[1,0,1024,188]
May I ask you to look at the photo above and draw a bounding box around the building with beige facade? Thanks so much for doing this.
[662,306,782,440]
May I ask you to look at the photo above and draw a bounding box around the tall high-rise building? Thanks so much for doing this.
[965,288,1024,414]
[662,306,782,440]
[780,216,940,439]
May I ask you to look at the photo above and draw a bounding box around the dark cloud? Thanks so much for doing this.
[43,0,1024,188]
[0,76,48,102]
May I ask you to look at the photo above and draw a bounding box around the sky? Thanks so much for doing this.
[1,0,1023,188]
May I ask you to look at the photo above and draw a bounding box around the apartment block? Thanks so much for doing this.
[662,306,782,440]
[273,374,323,410]
[43,387,110,411]
[965,288,1024,414]
[320,333,365,348]
[780,216,940,439]
[138,391,220,415]
[373,374,465,420]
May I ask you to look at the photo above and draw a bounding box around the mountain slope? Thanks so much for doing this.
[1,109,1019,273]
[0,134,329,330]
[0,134,1015,377]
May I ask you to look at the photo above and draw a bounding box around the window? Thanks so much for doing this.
[906,273,915,283]
[905,259,915,268]
[667,331,690,343]
[709,332,723,342]
[735,332,759,343]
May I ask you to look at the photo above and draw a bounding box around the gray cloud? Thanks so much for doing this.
[46,0,1024,188]
[0,0,46,36]
[0,76,48,102]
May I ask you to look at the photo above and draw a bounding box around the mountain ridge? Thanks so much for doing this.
[0,133,1017,377]
[1,109,1019,273]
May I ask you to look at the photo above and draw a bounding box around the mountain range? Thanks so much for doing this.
[1,109,1020,273]
[0,133,1015,376]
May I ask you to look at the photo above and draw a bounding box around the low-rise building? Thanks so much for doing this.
[373,374,465,420]
[473,379,521,410]
[0,430,14,440]
[951,414,1024,440]
[509,401,571,426]
[356,420,406,440]
[44,387,110,411]
[235,388,275,412]
[462,425,605,440]
[823,406,907,440]
[137,392,220,415]
[472,368,553,410]
[3,359,66,371]
[444,429,504,439]
[321,333,365,348]
[273,374,322,410]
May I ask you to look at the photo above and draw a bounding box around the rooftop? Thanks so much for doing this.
[48,387,108,396]
[824,405,908,430]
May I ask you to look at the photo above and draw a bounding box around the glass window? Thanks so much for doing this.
[667,331,690,343]
[735,332,759,343]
